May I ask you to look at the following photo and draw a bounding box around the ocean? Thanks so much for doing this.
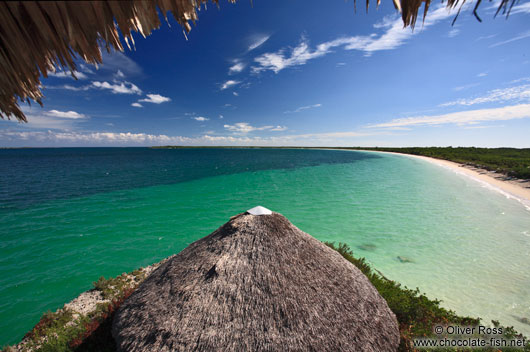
[1,148,529,345]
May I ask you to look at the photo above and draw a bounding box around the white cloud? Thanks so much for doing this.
[248,35,271,51]
[0,128,394,147]
[253,38,331,74]
[476,34,497,41]
[115,70,125,78]
[229,62,246,74]
[252,6,455,74]
[48,71,88,80]
[441,84,530,106]
[233,92,239,96]
[92,81,142,94]
[511,2,530,14]
[2,107,88,130]
[223,122,287,134]
[45,110,86,119]
[219,115,224,119]
[453,83,480,91]
[490,30,530,48]
[448,28,460,38]
[52,84,91,91]
[511,77,530,84]
[284,103,322,113]
[138,94,171,104]
[220,80,240,90]
[477,72,488,77]
[193,116,209,121]
[100,51,142,76]
[368,104,530,128]
[373,15,398,29]
[79,64,95,75]
[131,102,143,108]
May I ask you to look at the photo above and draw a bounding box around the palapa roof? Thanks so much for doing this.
[112,209,400,351]
[0,0,517,123]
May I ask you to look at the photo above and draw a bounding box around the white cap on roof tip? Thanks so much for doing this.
[247,206,272,216]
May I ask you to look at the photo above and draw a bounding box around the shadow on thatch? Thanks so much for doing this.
[72,313,117,352]
[112,210,400,351]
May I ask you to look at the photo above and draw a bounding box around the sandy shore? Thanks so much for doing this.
[365,150,530,210]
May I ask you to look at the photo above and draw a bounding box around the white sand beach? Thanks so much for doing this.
[376,151,530,210]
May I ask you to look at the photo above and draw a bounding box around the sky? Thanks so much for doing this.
[1,0,530,147]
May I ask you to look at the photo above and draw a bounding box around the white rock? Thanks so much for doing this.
[247,206,272,215]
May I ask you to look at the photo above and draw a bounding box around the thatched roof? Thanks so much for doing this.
[0,0,517,123]
[112,209,400,351]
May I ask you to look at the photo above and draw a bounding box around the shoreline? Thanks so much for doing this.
[360,150,530,211]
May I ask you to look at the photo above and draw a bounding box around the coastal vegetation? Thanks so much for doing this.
[352,147,530,180]
[3,244,527,352]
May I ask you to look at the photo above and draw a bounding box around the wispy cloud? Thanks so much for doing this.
[453,83,480,91]
[138,94,171,104]
[511,2,530,14]
[220,80,240,90]
[79,64,95,75]
[368,104,530,128]
[92,81,142,94]
[252,6,455,74]
[284,103,322,113]
[115,70,125,78]
[193,116,209,121]
[477,72,488,77]
[0,128,394,147]
[441,84,530,106]
[60,84,91,91]
[476,34,497,41]
[229,62,246,74]
[448,28,460,38]
[252,6,452,73]
[100,51,142,77]
[48,71,88,80]
[3,107,88,130]
[490,30,530,48]
[131,102,143,108]
[45,110,86,119]
[224,122,287,134]
[373,15,397,29]
[0,131,174,144]
[248,34,271,51]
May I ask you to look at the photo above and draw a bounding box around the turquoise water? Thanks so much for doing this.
[1,148,529,345]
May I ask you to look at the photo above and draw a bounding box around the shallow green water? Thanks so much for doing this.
[1,149,529,345]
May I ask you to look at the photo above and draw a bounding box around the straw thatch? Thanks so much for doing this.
[112,210,400,351]
[0,0,517,123]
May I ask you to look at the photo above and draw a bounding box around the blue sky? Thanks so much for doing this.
[1,0,530,147]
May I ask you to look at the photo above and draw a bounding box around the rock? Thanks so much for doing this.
[397,256,414,263]
[358,243,376,251]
